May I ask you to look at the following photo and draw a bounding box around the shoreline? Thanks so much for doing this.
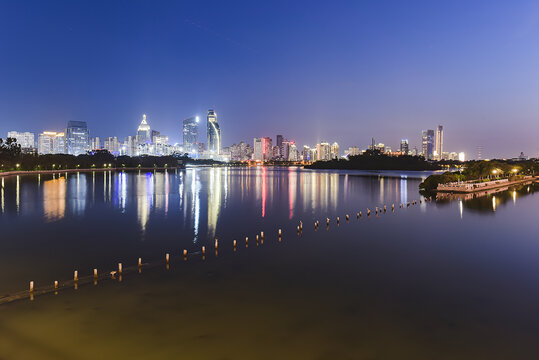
[437,176,538,193]
[0,167,182,178]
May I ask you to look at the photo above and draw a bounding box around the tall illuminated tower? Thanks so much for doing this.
[137,114,151,145]
[206,109,221,154]
[435,125,443,160]
[421,130,434,160]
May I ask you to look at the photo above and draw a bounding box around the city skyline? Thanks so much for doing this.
[1,1,538,159]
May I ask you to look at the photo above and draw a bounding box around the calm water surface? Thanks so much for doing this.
[0,167,538,359]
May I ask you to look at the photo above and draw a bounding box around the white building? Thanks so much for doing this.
[316,142,331,161]
[330,142,340,159]
[104,137,121,155]
[7,131,35,149]
[38,131,66,154]
[253,137,272,161]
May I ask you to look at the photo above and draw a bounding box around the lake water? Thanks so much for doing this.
[0,167,538,359]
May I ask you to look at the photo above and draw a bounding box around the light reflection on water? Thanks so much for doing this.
[1,168,537,236]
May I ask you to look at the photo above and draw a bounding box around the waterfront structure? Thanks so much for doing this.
[253,137,272,161]
[422,129,434,160]
[7,131,35,150]
[316,142,331,161]
[66,121,89,155]
[207,109,221,154]
[137,114,151,145]
[435,125,444,160]
[400,139,409,155]
[183,116,199,153]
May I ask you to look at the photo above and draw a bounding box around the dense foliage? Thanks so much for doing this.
[306,150,441,171]
[0,139,184,171]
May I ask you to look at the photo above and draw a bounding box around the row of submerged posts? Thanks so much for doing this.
[2,197,429,305]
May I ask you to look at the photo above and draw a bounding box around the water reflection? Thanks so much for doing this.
[43,177,66,223]
[435,182,538,215]
[3,169,533,242]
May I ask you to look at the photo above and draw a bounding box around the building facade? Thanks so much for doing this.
[66,121,89,155]
[253,137,272,161]
[206,109,221,154]
[183,116,199,153]
[435,125,443,160]
[7,131,35,149]
[400,139,409,155]
[137,114,151,145]
[421,129,434,160]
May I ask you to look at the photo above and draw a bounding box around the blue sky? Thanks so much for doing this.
[1,0,538,158]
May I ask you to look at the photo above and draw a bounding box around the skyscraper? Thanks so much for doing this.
[435,125,443,160]
[421,130,434,160]
[66,121,89,155]
[400,139,409,155]
[276,134,283,159]
[137,114,151,145]
[207,109,221,154]
[183,116,199,153]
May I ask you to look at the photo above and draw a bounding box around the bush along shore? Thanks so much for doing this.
[419,160,538,193]
[305,150,443,171]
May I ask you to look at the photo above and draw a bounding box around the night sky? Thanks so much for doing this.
[1,0,538,158]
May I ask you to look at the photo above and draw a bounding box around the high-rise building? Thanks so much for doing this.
[38,132,56,154]
[53,132,66,154]
[421,130,434,160]
[281,140,291,160]
[330,142,340,159]
[400,139,409,155]
[183,116,199,153]
[289,143,299,161]
[316,142,331,161]
[302,146,313,162]
[66,121,89,155]
[276,135,283,159]
[38,131,65,154]
[137,114,151,145]
[7,131,35,149]
[90,137,101,150]
[435,125,443,160]
[123,136,137,156]
[253,137,272,161]
[104,137,120,155]
[207,109,221,154]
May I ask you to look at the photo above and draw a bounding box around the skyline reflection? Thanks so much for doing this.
[1,169,535,242]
